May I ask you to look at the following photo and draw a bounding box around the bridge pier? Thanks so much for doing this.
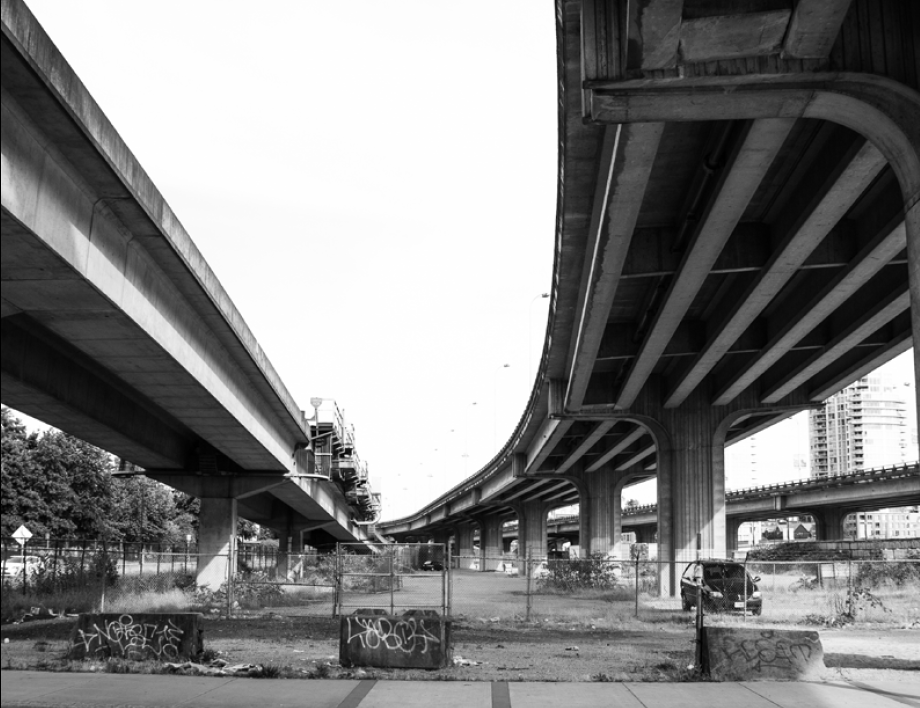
[727,518,743,555]
[197,496,238,591]
[811,508,847,541]
[514,501,549,566]
[454,521,477,560]
[572,467,646,557]
[477,514,504,571]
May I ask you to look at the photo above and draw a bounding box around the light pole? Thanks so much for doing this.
[463,402,477,476]
[529,293,550,382]
[494,364,510,451]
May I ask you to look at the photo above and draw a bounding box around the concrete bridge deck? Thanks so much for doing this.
[0,0,374,584]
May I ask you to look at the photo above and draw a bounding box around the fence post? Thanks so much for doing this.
[695,581,704,670]
[79,540,87,586]
[51,540,59,586]
[226,539,234,618]
[333,543,342,618]
[21,538,28,595]
[847,559,853,618]
[634,551,640,618]
[389,549,396,615]
[743,556,749,622]
[446,545,453,616]
[99,540,108,613]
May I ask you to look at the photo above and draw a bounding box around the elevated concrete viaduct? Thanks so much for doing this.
[0,1,373,588]
[380,0,920,595]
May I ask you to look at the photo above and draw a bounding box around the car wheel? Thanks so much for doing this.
[752,607,762,616]
[681,595,692,612]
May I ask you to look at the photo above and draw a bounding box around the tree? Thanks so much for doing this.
[107,476,196,544]
[1,407,40,535]
[23,428,117,537]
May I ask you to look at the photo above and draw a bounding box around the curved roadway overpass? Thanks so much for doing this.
[524,464,920,547]
[0,1,375,587]
[380,0,920,594]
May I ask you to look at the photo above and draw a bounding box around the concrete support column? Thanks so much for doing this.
[907,200,920,425]
[726,518,743,555]
[631,525,656,544]
[478,514,505,571]
[277,518,305,580]
[573,468,616,557]
[431,530,451,551]
[649,388,731,596]
[455,521,477,559]
[570,467,645,557]
[813,508,847,541]
[516,501,549,563]
[197,497,237,590]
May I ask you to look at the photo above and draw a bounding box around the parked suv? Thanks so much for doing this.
[680,560,762,615]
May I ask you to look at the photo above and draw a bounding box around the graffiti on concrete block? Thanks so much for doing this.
[720,631,819,672]
[74,615,185,660]
[344,616,441,655]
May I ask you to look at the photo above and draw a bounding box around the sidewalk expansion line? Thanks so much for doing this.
[846,681,920,708]
[335,680,377,708]
[491,681,511,708]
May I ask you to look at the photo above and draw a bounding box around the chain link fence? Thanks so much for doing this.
[335,543,447,616]
[1,539,450,621]
[5,538,916,629]
[448,552,920,627]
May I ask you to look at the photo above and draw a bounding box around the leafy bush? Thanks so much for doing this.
[855,560,920,588]
[538,555,622,592]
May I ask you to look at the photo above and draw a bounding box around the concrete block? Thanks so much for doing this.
[69,613,204,661]
[340,611,452,669]
[702,627,824,681]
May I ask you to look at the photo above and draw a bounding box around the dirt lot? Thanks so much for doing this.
[2,614,917,683]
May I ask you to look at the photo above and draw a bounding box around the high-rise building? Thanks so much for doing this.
[809,375,911,477]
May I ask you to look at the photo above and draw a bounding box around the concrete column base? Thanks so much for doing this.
[478,515,505,571]
[197,497,237,590]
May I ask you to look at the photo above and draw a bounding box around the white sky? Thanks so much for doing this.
[14,0,919,519]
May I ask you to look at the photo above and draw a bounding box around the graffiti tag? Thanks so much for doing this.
[344,616,441,655]
[74,615,185,660]
[720,631,818,672]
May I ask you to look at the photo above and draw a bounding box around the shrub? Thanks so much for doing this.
[855,561,920,589]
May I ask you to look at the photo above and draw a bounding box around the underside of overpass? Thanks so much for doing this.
[381,0,920,595]
[0,0,376,587]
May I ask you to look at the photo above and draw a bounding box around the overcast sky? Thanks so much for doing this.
[16,1,917,519]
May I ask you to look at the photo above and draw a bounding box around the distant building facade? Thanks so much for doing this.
[809,375,913,477]
[844,507,920,540]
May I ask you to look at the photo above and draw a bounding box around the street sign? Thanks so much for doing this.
[12,524,32,547]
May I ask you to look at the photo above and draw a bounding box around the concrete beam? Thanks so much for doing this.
[783,0,853,59]
[630,0,684,71]
[525,417,573,474]
[586,425,647,473]
[715,219,907,405]
[565,123,664,411]
[808,327,913,403]
[615,444,656,472]
[554,421,614,474]
[1,315,193,469]
[616,119,794,409]
[619,223,865,280]
[763,282,911,403]
[679,10,791,63]
[666,138,887,408]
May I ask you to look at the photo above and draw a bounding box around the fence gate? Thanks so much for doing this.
[335,543,447,617]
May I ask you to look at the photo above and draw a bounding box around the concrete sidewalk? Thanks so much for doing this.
[1,671,918,708]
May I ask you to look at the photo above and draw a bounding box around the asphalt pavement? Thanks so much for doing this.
[1,671,919,708]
